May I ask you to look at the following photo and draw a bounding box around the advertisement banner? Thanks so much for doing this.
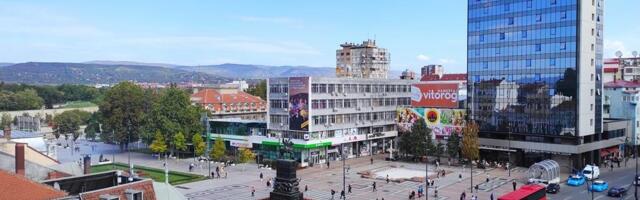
[411,83,460,108]
[397,108,466,137]
[289,77,310,131]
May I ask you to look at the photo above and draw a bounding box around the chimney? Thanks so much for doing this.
[3,126,10,140]
[15,143,25,176]
[83,155,91,174]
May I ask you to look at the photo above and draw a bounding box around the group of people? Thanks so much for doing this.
[210,165,227,179]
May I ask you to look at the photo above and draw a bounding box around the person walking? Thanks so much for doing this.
[251,186,255,197]
[215,166,220,178]
[386,174,390,184]
[327,161,330,169]
[266,178,271,187]
[372,181,377,192]
[340,190,345,199]
[348,184,352,193]
[458,173,462,182]
[370,157,374,165]
[512,180,517,191]
[461,191,466,200]
[260,172,263,182]
[490,192,495,200]
[331,189,336,200]
[305,185,308,192]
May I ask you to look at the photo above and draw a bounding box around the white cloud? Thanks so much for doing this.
[416,54,431,61]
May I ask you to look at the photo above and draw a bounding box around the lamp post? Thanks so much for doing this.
[201,113,211,178]
[342,143,346,199]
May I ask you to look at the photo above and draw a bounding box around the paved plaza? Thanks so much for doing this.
[53,138,639,200]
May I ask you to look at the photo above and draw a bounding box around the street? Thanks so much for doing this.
[549,163,638,200]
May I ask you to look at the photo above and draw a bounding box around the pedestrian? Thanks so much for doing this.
[211,171,215,178]
[371,157,374,164]
[474,184,479,193]
[266,178,271,187]
[331,189,338,199]
[486,174,490,183]
[305,185,308,192]
[461,191,466,200]
[512,180,517,191]
[260,172,263,182]
[251,186,255,197]
[327,161,330,169]
[458,173,462,182]
[348,184,352,193]
[224,171,228,179]
[372,181,377,192]
[411,190,416,199]
[340,190,345,199]
[386,174,390,184]
[610,162,614,171]
[215,166,220,178]
[490,192,494,200]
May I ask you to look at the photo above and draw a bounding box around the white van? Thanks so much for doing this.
[582,164,600,180]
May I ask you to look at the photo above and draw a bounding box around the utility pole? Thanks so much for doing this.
[202,113,211,178]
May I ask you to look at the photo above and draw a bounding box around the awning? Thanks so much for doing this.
[600,146,620,157]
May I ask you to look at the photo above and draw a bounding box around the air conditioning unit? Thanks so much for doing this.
[333,108,338,112]
[280,123,284,126]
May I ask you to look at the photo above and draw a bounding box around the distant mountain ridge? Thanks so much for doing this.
[0,61,403,84]
[0,62,230,85]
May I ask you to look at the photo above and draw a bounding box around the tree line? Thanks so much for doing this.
[398,119,479,164]
[0,82,104,111]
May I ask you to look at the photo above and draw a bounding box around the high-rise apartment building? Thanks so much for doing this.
[336,40,390,79]
[468,0,623,168]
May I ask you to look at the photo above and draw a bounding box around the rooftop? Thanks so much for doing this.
[0,130,44,139]
[0,170,67,200]
[191,88,264,105]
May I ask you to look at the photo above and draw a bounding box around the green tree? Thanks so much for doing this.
[84,122,99,141]
[210,136,226,161]
[14,89,44,110]
[145,85,203,155]
[35,86,64,109]
[246,80,266,100]
[99,82,145,150]
[1,113,11,128]
[435,141,445,159]
[150,131,168,158]
[173,132,187,158]
[53,110,83,141]
[446,133,461,160]
[192,134,205,157]
[398,120,432,160]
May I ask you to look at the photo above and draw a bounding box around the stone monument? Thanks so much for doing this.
[269,138,304,200]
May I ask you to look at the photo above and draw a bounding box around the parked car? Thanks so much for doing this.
[634,175,640,186]
[607,186,628,197]
[567,175,586,186]
[582,165,600,180]
[589,180,608,192]
[546,183,560,194]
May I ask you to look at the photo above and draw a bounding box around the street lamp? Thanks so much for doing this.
[341,143,346,199]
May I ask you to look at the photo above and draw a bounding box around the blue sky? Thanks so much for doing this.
[1,1,638,73]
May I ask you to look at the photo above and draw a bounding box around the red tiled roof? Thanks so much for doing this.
[604,80,640,88]
[420,73,467,82]
[191,89,266,112]
[604,68,618,73]
[0,170,67,200]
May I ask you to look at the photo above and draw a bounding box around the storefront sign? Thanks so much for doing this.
[397,108,466,137]
[230,140,253,148]
[411,83,460,108]
[367,132,385,139]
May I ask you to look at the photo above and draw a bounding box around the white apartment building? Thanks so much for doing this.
[267,77,414,167]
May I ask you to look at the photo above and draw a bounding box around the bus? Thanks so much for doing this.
[498,184,547,200]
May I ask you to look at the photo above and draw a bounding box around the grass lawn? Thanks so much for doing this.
[91,162,206,185]
[63,101,97,108]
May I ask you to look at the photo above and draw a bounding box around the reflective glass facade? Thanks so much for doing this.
[468,0,603,137]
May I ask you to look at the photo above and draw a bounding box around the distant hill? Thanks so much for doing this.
[177,63,402,79]
[0,62,231,85]
[0,63,13,68]
[84,60,182,68]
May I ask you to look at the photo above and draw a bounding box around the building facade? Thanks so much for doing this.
[267,77,413,166]
[603,57,640,82]
[604,80,640,146]
[190,88,266,120]
[336,40,390,79]
[467,0,620,168]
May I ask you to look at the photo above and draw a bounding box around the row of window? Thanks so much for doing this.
[470,0,573,17]
[470,11,575,33]
[312,112,397,126]
[311,83,410,94]
[275,125,396,141]
[310,98,408,109]
[470,27,576,45]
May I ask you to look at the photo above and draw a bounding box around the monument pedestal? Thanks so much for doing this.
[269,159,303,200]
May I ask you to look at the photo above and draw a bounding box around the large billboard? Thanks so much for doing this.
[397,108,466,137]
[289,77,309,131]
[411,83,460,108]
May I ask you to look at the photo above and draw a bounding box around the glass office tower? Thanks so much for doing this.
[468,0,604,166]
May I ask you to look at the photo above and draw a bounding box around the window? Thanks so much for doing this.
[535,74,541,81]
[550,28,556,36]
[503,60,509,68]
[591,74,594,81]
[527,0,533,8]
[551,0,557,5]
[590,104,593,111]
[526,59,532,67]
[508,17,514,25]
[521,30,528,38]
[496,47,501,55]
[504,4,510,11]
[590,118,593,126]
[479,34,484,42]
[550,58,556,66]
[561,11,567,19]
[591,89,594,96]
[560,43,567,50]
[536,14,542,22]
[591,44,595,51]
[483,61,489,69]
[535,44,542,51]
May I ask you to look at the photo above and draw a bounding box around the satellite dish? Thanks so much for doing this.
[615,51,623,58]
[633,51,638,57]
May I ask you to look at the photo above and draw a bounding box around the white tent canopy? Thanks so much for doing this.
[526,159,560,182]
